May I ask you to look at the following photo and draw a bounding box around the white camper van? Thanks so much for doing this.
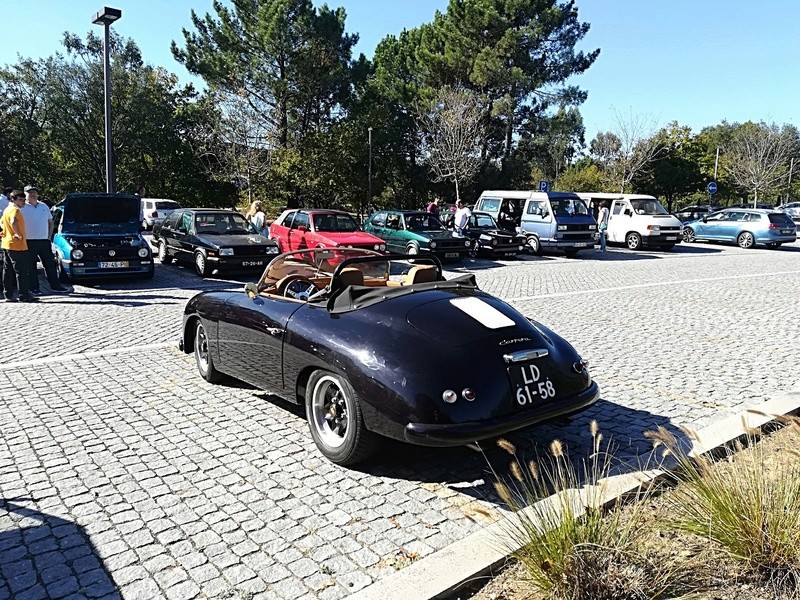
[575,193,683,251]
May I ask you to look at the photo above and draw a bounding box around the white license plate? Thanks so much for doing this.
[445,252,459,258]
[782,229,794,234]
[573,242,589,248]
[509,362,557,407]
[664,236,677,240]
[99,261,128,268]
[242,260,264,267]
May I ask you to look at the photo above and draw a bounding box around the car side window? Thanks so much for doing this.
[291,212,309,230]
[612,202,624,215]
[526,200,547,217]
[164,212,180,229]
[745,213,762,222]
[386,213,400,229]
[370,212,387,227]
[178,212,191,233]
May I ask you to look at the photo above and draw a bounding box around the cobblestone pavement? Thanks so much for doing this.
[2,240,799,599]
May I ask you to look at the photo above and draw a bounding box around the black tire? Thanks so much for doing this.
[56,256,70,283]
[406,242,420,256]
[194,320,224,383]
[682,227,696,243]
[526,236,541,256]
[158,240,173,264]
[467,242,479,258]
[625,232,642,250]
[305,370,381,466]
[194,250,211,277]
[737,231,755,249]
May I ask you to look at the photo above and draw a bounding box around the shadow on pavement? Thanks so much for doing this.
[0,498,119,599]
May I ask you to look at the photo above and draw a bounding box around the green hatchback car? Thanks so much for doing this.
[363,210,471,260]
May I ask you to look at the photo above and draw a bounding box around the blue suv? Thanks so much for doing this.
[51,193,155,281]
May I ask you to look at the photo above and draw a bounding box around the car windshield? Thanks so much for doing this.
[631,199,669,215]
[313,213,359,232]
[61,197,140,233]
[194,213,250,235]
[258,248,388,289]
[405,213,444,231]
[473,214,497,228]
[156,201,180,210]
[549,197,589,217]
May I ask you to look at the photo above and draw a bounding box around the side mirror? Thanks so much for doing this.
[297,226,307,233]
[702,217,708,223]
[244,282,259,299]
[623,209,632,217]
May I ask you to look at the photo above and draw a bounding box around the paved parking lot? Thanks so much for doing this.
[2,240,799,599]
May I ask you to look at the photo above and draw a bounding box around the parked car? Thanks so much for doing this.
[153,208,279,277]
[673,204,721,223]
[726,203,774,210]
[179,248,599,465]
[269,209,386,253]
[454,211,526,258]
[682,209,797,249]
[775,202,800,223]
[576,193,683,251]
[362,210,471,260]
[51,192,154,281]
[141,198,181,230]
[474,191,596,256]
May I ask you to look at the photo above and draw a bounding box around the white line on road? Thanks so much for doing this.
[0,342,176,370]
[505,269,800,302]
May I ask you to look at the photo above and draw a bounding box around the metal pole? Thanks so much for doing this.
[713,146,720,181]
[102,22,114,193]
[787,157,794,203]
[367,127,373,213]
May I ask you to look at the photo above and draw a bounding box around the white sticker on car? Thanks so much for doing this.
[449,297,515,329]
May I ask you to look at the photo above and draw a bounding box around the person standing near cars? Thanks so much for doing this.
[0,187,11,298]
[597,200,610,253]
[426,196,441,219]
[1,190,38,302]
[22,185,67,293]
[454,200,472,236]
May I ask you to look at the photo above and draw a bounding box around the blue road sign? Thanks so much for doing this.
[538,180,549,192]
[707,181,718,195]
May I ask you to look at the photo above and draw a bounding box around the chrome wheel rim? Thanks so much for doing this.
[527,238,539,253]
[158,241,167,261]
[683,228,695,242]
[195,253,205,274]
[194,324,209,373]
[627,234,640,249]
[311,375,351,449]
[739,233,754,248]
[407,245,418,255]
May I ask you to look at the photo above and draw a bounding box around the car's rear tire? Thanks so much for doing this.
[158,241,174,264]
[625,232,642,250]
[737,231,755,249]
[194,320,224,383]
[526,235,541,256]
[194,250,211,277]
[682,227,696,242]
[305,370,381,466]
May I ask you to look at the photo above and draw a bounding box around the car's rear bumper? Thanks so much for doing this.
[403,381,600,446]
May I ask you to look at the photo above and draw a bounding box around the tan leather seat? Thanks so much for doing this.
[404,265,437,285]
[338,267,364,287]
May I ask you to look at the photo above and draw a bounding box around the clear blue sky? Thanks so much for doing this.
[2,0,798,143]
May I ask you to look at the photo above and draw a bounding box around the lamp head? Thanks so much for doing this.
[92,6,122,26]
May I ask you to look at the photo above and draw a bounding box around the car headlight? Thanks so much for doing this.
[138,248,149,258]
[491,239,497,246]
[267,247,278,254]
[464,240,470,247]
[430,241,437,249]
[647,225,660,231]
[219,248,234,256]
[588,224,596,230]
[557,225,567,231]
[72,249,84,260]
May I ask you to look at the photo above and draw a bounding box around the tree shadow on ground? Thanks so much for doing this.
[0,499,119,599]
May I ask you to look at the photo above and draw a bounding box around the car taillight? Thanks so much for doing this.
[768,223,780,229]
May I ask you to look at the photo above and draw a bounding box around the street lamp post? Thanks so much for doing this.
[92,6,122,194]
[367,127,373,214]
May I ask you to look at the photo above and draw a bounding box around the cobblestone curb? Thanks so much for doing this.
[348,392,800,600]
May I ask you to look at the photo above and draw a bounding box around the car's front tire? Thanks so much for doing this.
[526,235,541,256]
[625,232,642,250]
[56,255,70,283]
[682,227,696,243]
[406,242,419,256]
[194,250,211,277]
[305,370,380,466]
[194,320,224,383]
[737,231,755,249]
[158,241,174,264]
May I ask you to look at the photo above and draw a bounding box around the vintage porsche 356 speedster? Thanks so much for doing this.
[179,248,599,465]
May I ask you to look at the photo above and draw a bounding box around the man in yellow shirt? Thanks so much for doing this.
[1,190,38,303]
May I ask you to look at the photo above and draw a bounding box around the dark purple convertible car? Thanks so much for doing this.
[180,248,599,465]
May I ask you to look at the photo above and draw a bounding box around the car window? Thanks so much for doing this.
[290,212,309,230]
[706,212,726,221]
[631,199,669,215]
[178,212,192,232]
[313,213,359,232]
[612,202,624,215]
[156,201,180,210]
[473,214,496,228]
[386,213,401,229]
[768,213,794,225]
[164,212,181,229]
[405,213,443,231]
[728,212,748,221]
[478,197,501,212]
[369,212,387,227]
[526,200,548,216]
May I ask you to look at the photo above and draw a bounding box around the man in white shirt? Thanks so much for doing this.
[22,185,67,293]
[454,200,472,236]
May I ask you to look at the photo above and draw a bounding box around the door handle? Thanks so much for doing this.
[266,327,284,336]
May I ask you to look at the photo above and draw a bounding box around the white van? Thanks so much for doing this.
[141,198,182,230]
[575,193,683,251]
[474,190,596,256]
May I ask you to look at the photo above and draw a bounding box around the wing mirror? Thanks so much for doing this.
[297,226,308,233]
[623,209,632,217]
[244,282,259,299]
[702,217,708,223]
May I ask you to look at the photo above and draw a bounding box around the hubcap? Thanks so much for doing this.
[312,376,350,449]
[159,242,166,260]
[407,245,418,255]
[740,233,753,248]
[196,253,205,273]
[195,325,209,372]
[627,235,639,249]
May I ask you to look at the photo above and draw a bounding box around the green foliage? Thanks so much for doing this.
[557,162,608,192]
[652,420,800,592]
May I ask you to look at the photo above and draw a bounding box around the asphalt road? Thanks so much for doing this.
[1,239,799,599]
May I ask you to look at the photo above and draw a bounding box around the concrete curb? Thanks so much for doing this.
[349,392,800,600]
